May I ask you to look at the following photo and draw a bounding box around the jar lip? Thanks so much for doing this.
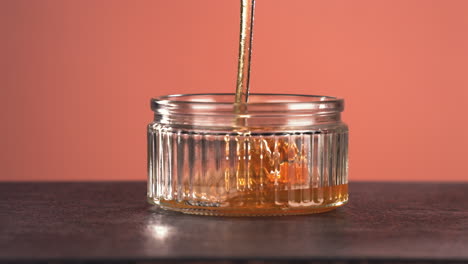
[152,93,343,106]
[152,93,344,127]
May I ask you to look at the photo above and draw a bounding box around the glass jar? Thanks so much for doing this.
[147,93,348,216]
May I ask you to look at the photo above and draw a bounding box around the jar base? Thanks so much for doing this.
[148,197,348,216]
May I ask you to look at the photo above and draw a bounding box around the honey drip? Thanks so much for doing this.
[228,2,348,211]
[235,0,255,105]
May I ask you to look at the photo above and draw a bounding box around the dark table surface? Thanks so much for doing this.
[0,182,467,264]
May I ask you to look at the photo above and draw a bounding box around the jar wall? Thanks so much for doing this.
[147,123,348,216]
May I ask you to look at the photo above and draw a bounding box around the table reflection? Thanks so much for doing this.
[143,209,178,255]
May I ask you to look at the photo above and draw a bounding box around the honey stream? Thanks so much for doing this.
[226,0,347,212]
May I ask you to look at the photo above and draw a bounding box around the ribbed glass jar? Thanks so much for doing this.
[148,94,348,216]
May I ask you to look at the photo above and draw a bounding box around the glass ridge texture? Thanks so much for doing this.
[147,94,349,216]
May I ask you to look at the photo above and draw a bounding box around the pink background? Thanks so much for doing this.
[1,0,467,181]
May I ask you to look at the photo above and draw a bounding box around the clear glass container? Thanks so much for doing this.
[147,93,348,216]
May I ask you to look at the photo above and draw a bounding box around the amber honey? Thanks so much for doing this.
[159,185,347,215]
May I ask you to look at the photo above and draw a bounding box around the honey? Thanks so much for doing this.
[159,185,347,215]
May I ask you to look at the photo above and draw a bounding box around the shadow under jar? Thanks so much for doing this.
[148,94,349,216]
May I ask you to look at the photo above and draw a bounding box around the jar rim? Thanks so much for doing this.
[151,93,344,129]
[152,93,343,106]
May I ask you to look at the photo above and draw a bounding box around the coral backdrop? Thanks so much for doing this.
[1,0,467,181]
